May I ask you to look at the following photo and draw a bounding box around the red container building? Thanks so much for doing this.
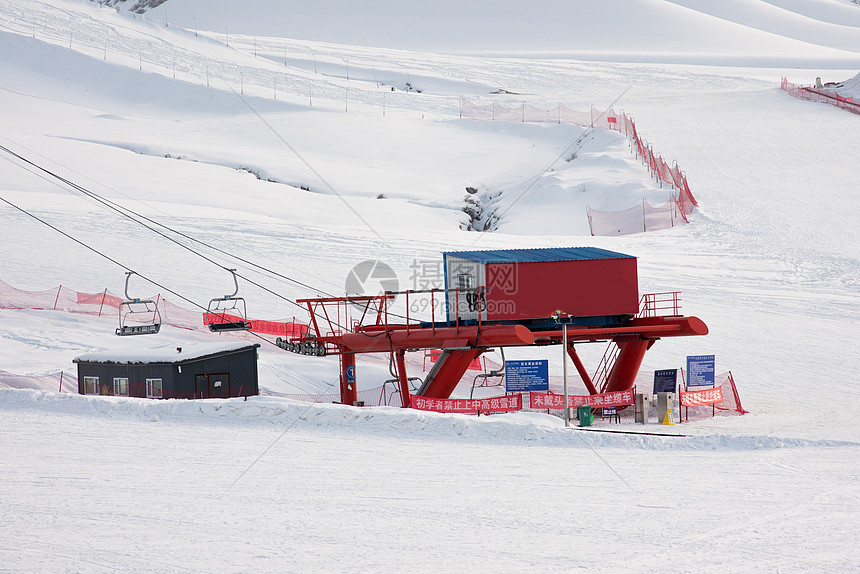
[443,247,639,323]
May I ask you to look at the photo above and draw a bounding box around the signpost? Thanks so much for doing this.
[505,360,549,392]
[686,355,715,388]
[653,369,678,394]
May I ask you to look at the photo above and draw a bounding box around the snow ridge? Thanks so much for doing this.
[3,389,856,452]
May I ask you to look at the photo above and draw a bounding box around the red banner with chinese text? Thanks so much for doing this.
[529,388,634,409]
[680,386,723,407]
[411,394,522,414]
[204,313,308,337]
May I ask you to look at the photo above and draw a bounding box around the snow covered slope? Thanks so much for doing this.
[0,0,859,571]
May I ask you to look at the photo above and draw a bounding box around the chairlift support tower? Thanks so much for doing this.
[282,248,709,408]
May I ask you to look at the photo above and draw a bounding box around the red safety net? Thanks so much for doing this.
[680,371,747,423]
[459,98,698,235]
[781,77,860,116]
[0,369,70,393]
[605,109,698,217]
[204,312,309,337]
[0,278,309,337]
[426,349,483,371]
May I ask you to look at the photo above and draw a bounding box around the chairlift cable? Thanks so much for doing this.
[0,133,343,294]
[0,142,349,330]
[0,142,332,298]
[0,194,309,348]
[2,140,414,325]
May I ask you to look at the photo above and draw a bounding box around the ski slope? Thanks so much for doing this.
[1,0,859,571]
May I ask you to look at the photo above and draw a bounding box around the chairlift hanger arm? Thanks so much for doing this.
[223,268,240,299]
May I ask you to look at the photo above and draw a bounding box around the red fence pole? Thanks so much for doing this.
[98,288,107,317]
[53,285,62,310]
[58,371,64,393]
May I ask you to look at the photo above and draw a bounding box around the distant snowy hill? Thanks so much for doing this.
[135,0,860,65]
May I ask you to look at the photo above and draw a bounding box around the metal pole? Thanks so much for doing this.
[563,321,569,427]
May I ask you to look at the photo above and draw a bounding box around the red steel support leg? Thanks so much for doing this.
[567,344,598,395]
[395,350,410,408]
[604,339,653,393]
[421,348,483,399]
[340,351,358,405]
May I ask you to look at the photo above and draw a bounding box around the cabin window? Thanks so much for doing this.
[458,274,473,290]
[146,378,163,399]
[83,376,98,395]
[113,377,129,397]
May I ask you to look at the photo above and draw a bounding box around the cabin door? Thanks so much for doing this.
[195,374,209,399]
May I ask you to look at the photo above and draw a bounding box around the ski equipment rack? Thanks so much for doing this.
[116,271,162,336]
[206,269,252,332]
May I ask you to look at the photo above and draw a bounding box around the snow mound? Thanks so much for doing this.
[3,389,856,452]
[831,71,860,98]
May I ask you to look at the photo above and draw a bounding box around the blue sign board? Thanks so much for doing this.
[653,369,678,394]
[686,355,715,387]
[602,406,617,416]
[505,360,549,392]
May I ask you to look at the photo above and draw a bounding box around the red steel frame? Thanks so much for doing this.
[294,291,706,407]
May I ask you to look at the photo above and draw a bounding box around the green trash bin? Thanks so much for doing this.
[577,405,594,427]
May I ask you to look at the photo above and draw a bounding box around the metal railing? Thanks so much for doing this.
[638,292,681,317]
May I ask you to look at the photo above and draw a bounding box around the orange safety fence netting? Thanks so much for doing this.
[0,278,309,337]
[680,371,747,423]
[459,98,698,235]
[781,77,860,116]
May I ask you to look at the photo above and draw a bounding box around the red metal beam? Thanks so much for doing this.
[532,316,707,344]
[293,301,707,403]
[339,324,535,354]
[421,348,485,399]
[567,344,599,395]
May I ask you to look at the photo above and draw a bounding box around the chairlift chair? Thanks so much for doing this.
[116,271,162,336]
[206,269,252,332]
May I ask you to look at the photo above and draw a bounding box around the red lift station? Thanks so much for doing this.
[279,247,707,407]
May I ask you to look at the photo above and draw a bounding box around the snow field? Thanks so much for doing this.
[2,389,859,572]
[1,0,859,571]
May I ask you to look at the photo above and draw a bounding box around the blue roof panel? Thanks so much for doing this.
[444,246,634,264]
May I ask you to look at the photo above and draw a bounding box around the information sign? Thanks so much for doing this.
[653,369,678,394]
[505,360,549,392]
[686,355,715,388]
